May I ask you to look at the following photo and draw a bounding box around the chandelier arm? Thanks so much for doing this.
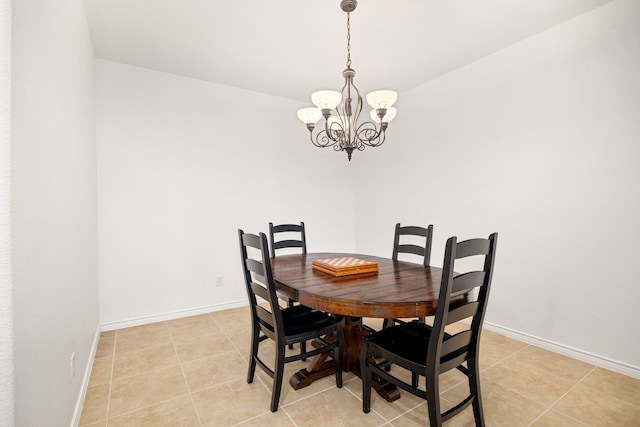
[355,120,381,140]
[355,121,387,147]
[323,119,340,143]
[329,119,346,136]
[333,104,349,145]
[310,129,339,148]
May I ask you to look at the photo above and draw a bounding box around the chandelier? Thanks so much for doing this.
[296,0,398,161]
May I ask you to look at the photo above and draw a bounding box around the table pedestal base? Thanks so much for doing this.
[288,317,400,402]
[289,359,336,389]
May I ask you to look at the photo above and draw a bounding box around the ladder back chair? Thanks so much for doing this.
[238,229,344,412]
[383,223,434,329]
[269,222,306,308]
[269,221,308,350]
[268,222,307,258]
[361,233,498,426]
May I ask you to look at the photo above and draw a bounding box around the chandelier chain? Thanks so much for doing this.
[346,13,351,68]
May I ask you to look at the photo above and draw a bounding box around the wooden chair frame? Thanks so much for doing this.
[239,229,343,412]
[384,223,434,329]
[362,233,498,426]
[268,222,307,258]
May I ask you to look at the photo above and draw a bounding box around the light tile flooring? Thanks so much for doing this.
[79,307,640,426]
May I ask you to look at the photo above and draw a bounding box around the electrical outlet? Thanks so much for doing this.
[70,352,76,378]
[216,276,224,287]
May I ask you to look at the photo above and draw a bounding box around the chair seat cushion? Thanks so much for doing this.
[369,320,433,364]
[282,304,340,336]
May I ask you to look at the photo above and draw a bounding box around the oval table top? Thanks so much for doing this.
[270,252,448,318]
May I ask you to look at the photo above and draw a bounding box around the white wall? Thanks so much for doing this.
[355,0,640,371]
[11,0,98,425]
[0,0,14,425]
[96,0,638,374]
[96,60,357,326]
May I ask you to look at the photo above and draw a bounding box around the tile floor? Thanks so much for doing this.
[79,307,640,426]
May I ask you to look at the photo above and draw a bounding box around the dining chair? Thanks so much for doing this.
[383,223,434,329]
[269,221,307,350]
[392,223,433,265]
[269,221,307,308]
[268,222,307,258]
[238,229,344,412]
[361,233,498,426]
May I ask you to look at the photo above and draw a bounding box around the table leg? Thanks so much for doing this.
[289,346,337,389]
[288,317,400,402]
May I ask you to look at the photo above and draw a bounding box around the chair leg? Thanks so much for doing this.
[270,345,286,412]
[335,327,344,388]
[411,372,419,388]
[425,372,442,426]
[469,357,485,427]
[247,328,259,383]
[360,341,372,413]
[288,299,294,350]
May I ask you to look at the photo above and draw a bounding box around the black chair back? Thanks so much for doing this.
[429,234,497,371]
[392,223,433,266]
[269,222,307,258]
[238,230,283,341]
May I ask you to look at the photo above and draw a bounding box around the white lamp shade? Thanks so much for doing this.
[311,90,342,110]
[370,107,397,123]
[297,107,323,125]
[366,90,398,109]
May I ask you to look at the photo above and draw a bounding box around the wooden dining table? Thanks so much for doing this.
[271,252,457,402]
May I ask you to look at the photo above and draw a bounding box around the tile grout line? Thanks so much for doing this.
[281,406,300,427]
[208,312,280,415]
[525,365,597,427]
[341,375,409,423]
[109,321,202,421]
[105,395,194,422]
[208,312,286,426]
[104,330,117,427]
[478,342,531,374]
[209,313,250,365]
[168,321,204,427]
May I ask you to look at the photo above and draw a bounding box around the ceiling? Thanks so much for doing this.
[84,0,613,103]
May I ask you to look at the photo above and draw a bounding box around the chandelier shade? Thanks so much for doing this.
[297,108,323,128]
[366,90,398,110]
[296,0,398,161]
[311,91,342,111]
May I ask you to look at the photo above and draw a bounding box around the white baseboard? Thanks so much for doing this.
[100,300,248,332]
[484,321,640,379]
[70,327,100,427]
